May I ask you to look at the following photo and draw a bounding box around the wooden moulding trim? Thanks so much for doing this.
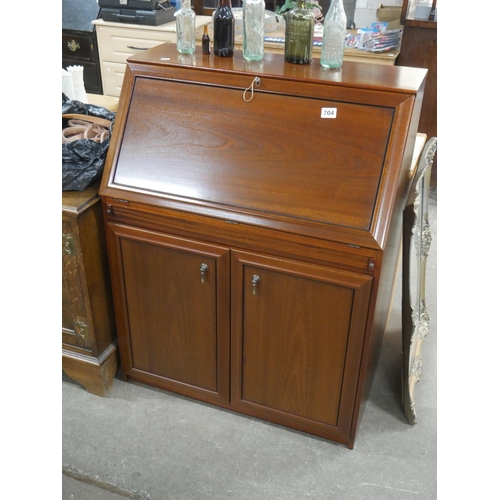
[62,340,118,366]
[370,96,416,249]
[125,369,230,406]
[104,195,384,251]
[126,62,422,102]
[105,201,380,276]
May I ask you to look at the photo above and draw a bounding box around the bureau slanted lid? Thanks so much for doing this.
[101,44,427,249]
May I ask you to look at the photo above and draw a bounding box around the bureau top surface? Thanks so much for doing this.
[101,44,426,249]
[127,42,427,94]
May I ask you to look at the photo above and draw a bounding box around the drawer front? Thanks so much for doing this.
[101,61,127,97]
[98,26,175,63]
[104,200,379,274]
[62,32,94,61]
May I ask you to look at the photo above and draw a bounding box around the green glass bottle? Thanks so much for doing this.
[284,0,315,65]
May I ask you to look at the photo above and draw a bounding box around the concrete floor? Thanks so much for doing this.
[62,190,437,500]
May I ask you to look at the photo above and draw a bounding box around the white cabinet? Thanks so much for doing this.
[93,17,212,97]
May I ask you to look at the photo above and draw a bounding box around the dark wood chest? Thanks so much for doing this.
[62,0,103,95]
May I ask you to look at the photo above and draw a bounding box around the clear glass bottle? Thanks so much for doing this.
[213,0,235,57]
[320,0,347,69]
[284,0,315,65]
[243,0,265,61]
[175,0,196,55]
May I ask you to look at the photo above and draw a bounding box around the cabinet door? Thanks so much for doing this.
[108,223,230,405]
[231,250,372,444]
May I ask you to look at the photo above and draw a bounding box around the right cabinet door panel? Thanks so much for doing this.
[231,250,373,443]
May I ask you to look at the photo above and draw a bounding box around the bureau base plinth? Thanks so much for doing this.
[63,343,119,397]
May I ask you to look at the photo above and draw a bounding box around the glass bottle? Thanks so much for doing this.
[202,24,210,54]
[175,0,196,55]
[320,0,347,69]
[243,0,265,61]
[213,0,235,57]
[284,0,315,65]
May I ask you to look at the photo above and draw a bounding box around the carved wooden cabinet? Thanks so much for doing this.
[100,45,426,447]
[62,183,118,396]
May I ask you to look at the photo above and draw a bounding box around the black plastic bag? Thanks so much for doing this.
[62,93,116,192]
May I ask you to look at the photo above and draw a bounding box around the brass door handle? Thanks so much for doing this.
[200,263,208,283]
[251,275,260,295]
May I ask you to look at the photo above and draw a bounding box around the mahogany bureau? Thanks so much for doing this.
[100,44,426,447]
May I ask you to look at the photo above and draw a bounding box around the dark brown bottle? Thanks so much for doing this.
[213,0,234,57]
[202,24,210,54]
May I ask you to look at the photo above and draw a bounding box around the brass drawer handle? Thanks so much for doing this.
[67,40,80,52]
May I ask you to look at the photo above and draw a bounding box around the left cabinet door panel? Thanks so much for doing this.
[107,222,231,405]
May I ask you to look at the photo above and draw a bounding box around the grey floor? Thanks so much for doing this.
[62,189,437,500]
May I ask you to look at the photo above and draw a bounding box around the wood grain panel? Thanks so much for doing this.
[241,266,353,425]
[121,239,218,391]
[231,250,372,438]
[113,77,393,231]
[109,224,231,401]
